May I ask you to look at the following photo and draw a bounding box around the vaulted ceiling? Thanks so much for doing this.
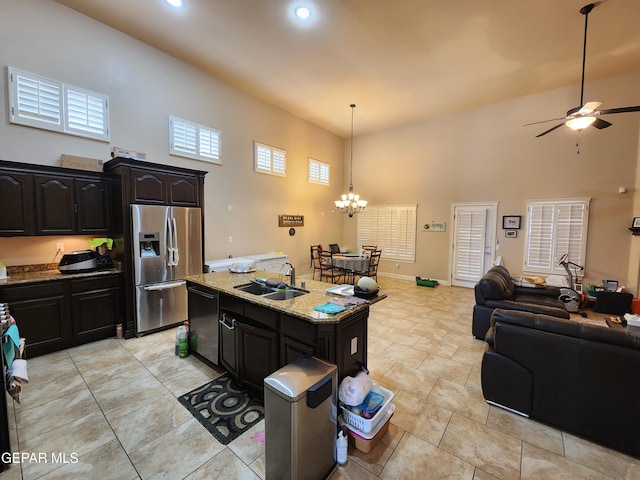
[55,0,640,136]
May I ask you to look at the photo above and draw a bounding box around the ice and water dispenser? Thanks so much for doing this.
[264,356,337,480]
[139,232,160,257]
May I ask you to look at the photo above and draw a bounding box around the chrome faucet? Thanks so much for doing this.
[285,262,295,287]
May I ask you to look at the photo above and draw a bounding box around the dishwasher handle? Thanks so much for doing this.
[187,286,218,300]
[219,313,236,330]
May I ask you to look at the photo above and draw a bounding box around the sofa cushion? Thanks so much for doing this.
[478,266,515,300]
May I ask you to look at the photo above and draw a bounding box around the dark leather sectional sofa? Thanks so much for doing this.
[472,265,569,338]
[481,308,640,458]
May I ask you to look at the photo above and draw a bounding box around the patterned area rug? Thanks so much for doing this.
[178,374,264,445]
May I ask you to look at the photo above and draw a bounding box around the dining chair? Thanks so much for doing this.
[354,249,382,282]
[329,243,341,254]
[319,250,346,284]
[361,245,377,257]
[310,244,322,280]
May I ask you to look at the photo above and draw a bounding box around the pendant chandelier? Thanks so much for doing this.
[335,104,367,217]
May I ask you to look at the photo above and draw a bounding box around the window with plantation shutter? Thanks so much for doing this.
[357,205,417,262]
[169,115,222,164]
[308,158,330,185]
[65,87,108,139]
[524,198,590,275]
[8,67,109,141]
[254,142,286,176]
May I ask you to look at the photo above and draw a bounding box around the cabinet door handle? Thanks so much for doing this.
[219,314,235,330]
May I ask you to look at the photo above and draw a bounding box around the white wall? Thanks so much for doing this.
[0,0,346,272]
[342,70,640,290]
[2,0,640,293]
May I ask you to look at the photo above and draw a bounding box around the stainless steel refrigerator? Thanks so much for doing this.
[131,204,202,334]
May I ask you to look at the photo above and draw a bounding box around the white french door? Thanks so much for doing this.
[450,202,498,288]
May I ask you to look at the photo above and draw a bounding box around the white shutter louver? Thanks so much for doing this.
[357,205,417,262]
[8,67,109,141]
[254,142,286,177]
[66,87,108,140]
[454,210,485,279]
[524,199,589,274]
[170,115,221,164]
[308,158,330,185]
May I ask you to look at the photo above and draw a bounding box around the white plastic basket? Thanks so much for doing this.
[340,384,394,433]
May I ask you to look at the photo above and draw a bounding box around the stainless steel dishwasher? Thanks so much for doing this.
[187,284,219,366]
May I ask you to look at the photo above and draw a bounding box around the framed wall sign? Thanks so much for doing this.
[505,230,517,238]
[278,215,304,227]
[632,217,640,228]
[502,215,521,230]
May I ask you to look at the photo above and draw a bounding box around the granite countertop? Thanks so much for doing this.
[0,267,123,286]
[186,270,385,325]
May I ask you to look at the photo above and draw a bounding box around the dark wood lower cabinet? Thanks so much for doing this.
[236,320,278,392]
[71,276,123,344]
[1,281,70,357]
[212,289,368,393]
[0,274,123,358]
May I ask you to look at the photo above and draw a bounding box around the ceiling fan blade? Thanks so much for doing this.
[578,101,602,114]
[592,118,612,129]
[536,123,565,137]
[599,105,640,115]
[523,116,567,127]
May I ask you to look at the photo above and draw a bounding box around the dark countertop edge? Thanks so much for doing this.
[0,268,123,286]
[186,271,385,325]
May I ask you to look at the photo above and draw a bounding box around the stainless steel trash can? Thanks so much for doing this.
[264,356,337,480]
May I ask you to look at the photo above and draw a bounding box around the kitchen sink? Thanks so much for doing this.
[262,289,309,300]
[234,282,309,300]
[234,282,272,295]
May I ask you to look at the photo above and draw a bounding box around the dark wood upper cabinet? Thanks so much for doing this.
[0,160,115,237]
[75,178,111,233]
[0,169,35,235]
[167,174,199,206]
[131,168,167,204]
[34,174,76,234]
[105,157,206,208]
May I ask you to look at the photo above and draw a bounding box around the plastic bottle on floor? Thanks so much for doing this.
[336,429,348,465]
[178,327,189,358]
[175,325,184,355]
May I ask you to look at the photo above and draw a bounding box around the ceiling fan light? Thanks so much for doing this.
[566,116,596,131]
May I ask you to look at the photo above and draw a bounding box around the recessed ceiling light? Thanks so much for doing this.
[295,6,311,20]
[166,0,182,7]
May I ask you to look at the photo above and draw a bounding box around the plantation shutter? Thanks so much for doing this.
[65,87,109,140]
[454,209,486,280]
[8,67,109,141]
[10,68,63,130]
[525,199,589,274]
[357,205,416,262]
[254,142,286,176]
[170,115,221,163]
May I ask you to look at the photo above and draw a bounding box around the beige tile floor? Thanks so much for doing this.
[4,277,640,479]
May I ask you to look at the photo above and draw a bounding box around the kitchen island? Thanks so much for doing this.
[186,270,384,392]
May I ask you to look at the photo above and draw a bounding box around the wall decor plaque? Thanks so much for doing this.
[278,215,304,227]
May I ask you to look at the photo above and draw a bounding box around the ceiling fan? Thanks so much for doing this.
[526,2,640,138]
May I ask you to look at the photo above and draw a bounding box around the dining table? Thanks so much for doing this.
[332,254,370,283]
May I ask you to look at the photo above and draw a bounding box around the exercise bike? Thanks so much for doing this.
[558,254,587,317]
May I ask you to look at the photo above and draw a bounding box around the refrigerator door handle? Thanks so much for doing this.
[166,216,176,267]
[143,280,186,291]
[172,216,179,267]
